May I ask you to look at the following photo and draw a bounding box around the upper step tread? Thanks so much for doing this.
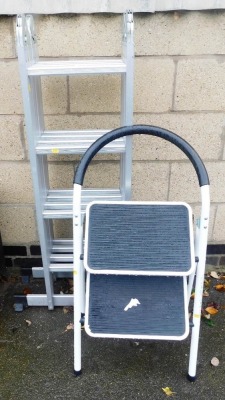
[85,202,194,275]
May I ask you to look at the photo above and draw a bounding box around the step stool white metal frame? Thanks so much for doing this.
[73,124,210,381]
[16,11,134,309]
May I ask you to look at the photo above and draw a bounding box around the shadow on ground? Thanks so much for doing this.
[0,278,225,400]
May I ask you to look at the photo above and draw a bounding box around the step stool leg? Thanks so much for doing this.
[73,184,82,376]
[73,259,82,376]
[188,186,209,381]
[188,258,205,381]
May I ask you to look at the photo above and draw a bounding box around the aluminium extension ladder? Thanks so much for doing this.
[73,125,210,380]
[16,12,134,309]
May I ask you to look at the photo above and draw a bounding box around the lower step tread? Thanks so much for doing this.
[86,275,188,339]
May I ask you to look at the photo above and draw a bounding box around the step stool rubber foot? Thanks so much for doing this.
[74,369,82,377]
[187,374,196,382]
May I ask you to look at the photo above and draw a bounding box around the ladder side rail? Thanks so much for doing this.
[25,14,39,64]
[120,10,134,199]
[17,15,55,310]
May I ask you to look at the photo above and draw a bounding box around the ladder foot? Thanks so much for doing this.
[187,374,196,382]
[74,369,82,377]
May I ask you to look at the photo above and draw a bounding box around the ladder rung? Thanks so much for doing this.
[32,265,73,278]
[43,189,123,219]
[52,239,73,253]
[36,130,125,154]
[50,254,73,262]
[27,294,73,306]
[27,59,126,76]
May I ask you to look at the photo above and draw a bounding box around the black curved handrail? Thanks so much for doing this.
[74,125,209,187]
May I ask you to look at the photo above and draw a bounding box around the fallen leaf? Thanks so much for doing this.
[190,292,195,299]
[215,284,225,292]
[202,316,215,327]
[207,301,219,310]
[25,320,32,326]
[63,306,72,314]
[23,287,32,295]
[211,357,219,367]
[220,276,225,280]
[210,271,220,279]
[204,279,211,288]
[64,323,74,332]
[203,290,210,297]
[205,306,218,315]
[162,387,176,396]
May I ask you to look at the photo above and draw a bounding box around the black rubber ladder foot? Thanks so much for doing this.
[187,374,196,382]
[74,370,82,377]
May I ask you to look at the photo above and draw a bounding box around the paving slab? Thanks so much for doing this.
[0,278,224,400]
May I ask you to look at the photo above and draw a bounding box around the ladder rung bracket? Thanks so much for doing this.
[27,59,127,76]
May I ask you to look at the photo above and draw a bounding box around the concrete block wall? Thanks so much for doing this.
[0,11,225,269]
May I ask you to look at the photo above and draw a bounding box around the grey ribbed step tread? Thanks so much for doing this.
[43,189,123,218]
[27,59,126,76]
[86,275,188,338]
[86,203,193,273]
[36,130,125,154]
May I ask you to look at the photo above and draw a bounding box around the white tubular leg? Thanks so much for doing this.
[188,185,210,381]
[73,184,82,375]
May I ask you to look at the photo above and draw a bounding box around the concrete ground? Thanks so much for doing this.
[0,277,225,400]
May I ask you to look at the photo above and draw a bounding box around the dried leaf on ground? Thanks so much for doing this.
[25,320,32,326]
[215,284,225,292]
[204,279,211,288]
[220,276,225,280]
[211,357,220,367]
[63,306,73,314]
[23,287,32,295]
[162,387,176,396]
[205,306,219,315]
[64,323,74,332]
[210,271,220,279]
[203,290,210,297]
